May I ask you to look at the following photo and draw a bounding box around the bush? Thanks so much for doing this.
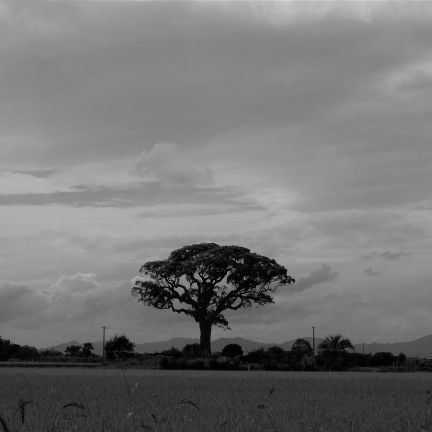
[371,352,396,367]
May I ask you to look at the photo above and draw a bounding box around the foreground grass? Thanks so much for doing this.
[1,368,432,432]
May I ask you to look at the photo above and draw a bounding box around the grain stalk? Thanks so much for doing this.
[0,415,11,432]
[17,399,33,425]
[120,367,138,432]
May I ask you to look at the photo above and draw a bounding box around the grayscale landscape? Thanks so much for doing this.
[1,1,432,431]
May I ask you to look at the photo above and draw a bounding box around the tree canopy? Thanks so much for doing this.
[291,338,313,357]
[132,243,294,356]
[318,335,354,354]
[81,342,94,357]
[65,345,82,357]
[221,343,243,359]
[105,335,135,359]
[182,343,201,358]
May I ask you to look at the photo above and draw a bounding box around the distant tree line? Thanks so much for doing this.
[2,333,428,372]
[0,336,39,361]
[0,336,100,362]
[157,335,416,372]
[0,335,135,363]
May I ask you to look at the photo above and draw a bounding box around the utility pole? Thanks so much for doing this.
[102,326,109,364]
[312,326,316,356]
[362,343,365,355]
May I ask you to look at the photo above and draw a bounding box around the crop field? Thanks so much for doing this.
[1,369,432,432]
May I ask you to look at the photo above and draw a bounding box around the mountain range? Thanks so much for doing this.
[47,334,432,358]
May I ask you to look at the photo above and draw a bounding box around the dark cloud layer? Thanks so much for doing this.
[0,284,49,323]
[1,3,431,346]
[0,183,259,209]
[2,3,432,167]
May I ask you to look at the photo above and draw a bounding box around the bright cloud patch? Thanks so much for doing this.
[0,172,75,195]
[386,59,432,94]
[136,143,214,187]
[49,273,101,297]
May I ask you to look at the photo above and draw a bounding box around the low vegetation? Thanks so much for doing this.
[2,368,432,432]
[1,334,422,372]
[157,339,413,372]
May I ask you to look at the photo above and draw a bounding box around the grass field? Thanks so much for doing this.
[1,368,432,432]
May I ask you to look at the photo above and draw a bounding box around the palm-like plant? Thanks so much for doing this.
[318,334,354,354]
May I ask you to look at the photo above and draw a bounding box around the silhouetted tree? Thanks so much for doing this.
[221,343,243,359]
[267,346,285,357]
[39,349,63,360]
[81,342,94,357]
[345,352,371,368]
[0,337,40,361]
[15,345,39,361]
[9,344,21,358]
[318,335,354,354]
[317,335,354,371]
[182,343,201,358]
[161,347,182,358]
[291,338,313,357]
[246,348,266,363]
[397,352,407,367]
[0,337,11,361]
[65,345,82,357]
[371,352,396,367]
[132,243,294,356]
[105,335,135,359]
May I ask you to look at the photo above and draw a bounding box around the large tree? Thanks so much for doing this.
[132,243,294,357]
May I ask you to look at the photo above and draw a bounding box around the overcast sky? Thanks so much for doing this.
[1,1,432,348]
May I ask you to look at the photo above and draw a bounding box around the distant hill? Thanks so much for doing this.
[211,337,269,353]
[47,335,432,358]
[135,337,199,354]
[44,340,81,353]
[355,335,432,358]
[45,340,104,355]
[278,337,324,351]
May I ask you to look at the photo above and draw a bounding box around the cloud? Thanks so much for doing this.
[12,169,56,178]
[0,275,138,342]
[136,143,214,188]
[1,2,432,347]
[0,171,75,195]
[49,273,101,297]
[0,284,49,323]
[363,267,381,277]
[291,264,339,293]
[363,250,409,261]
[386,59,432,94]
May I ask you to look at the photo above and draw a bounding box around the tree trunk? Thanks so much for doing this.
[199,321,212,358]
